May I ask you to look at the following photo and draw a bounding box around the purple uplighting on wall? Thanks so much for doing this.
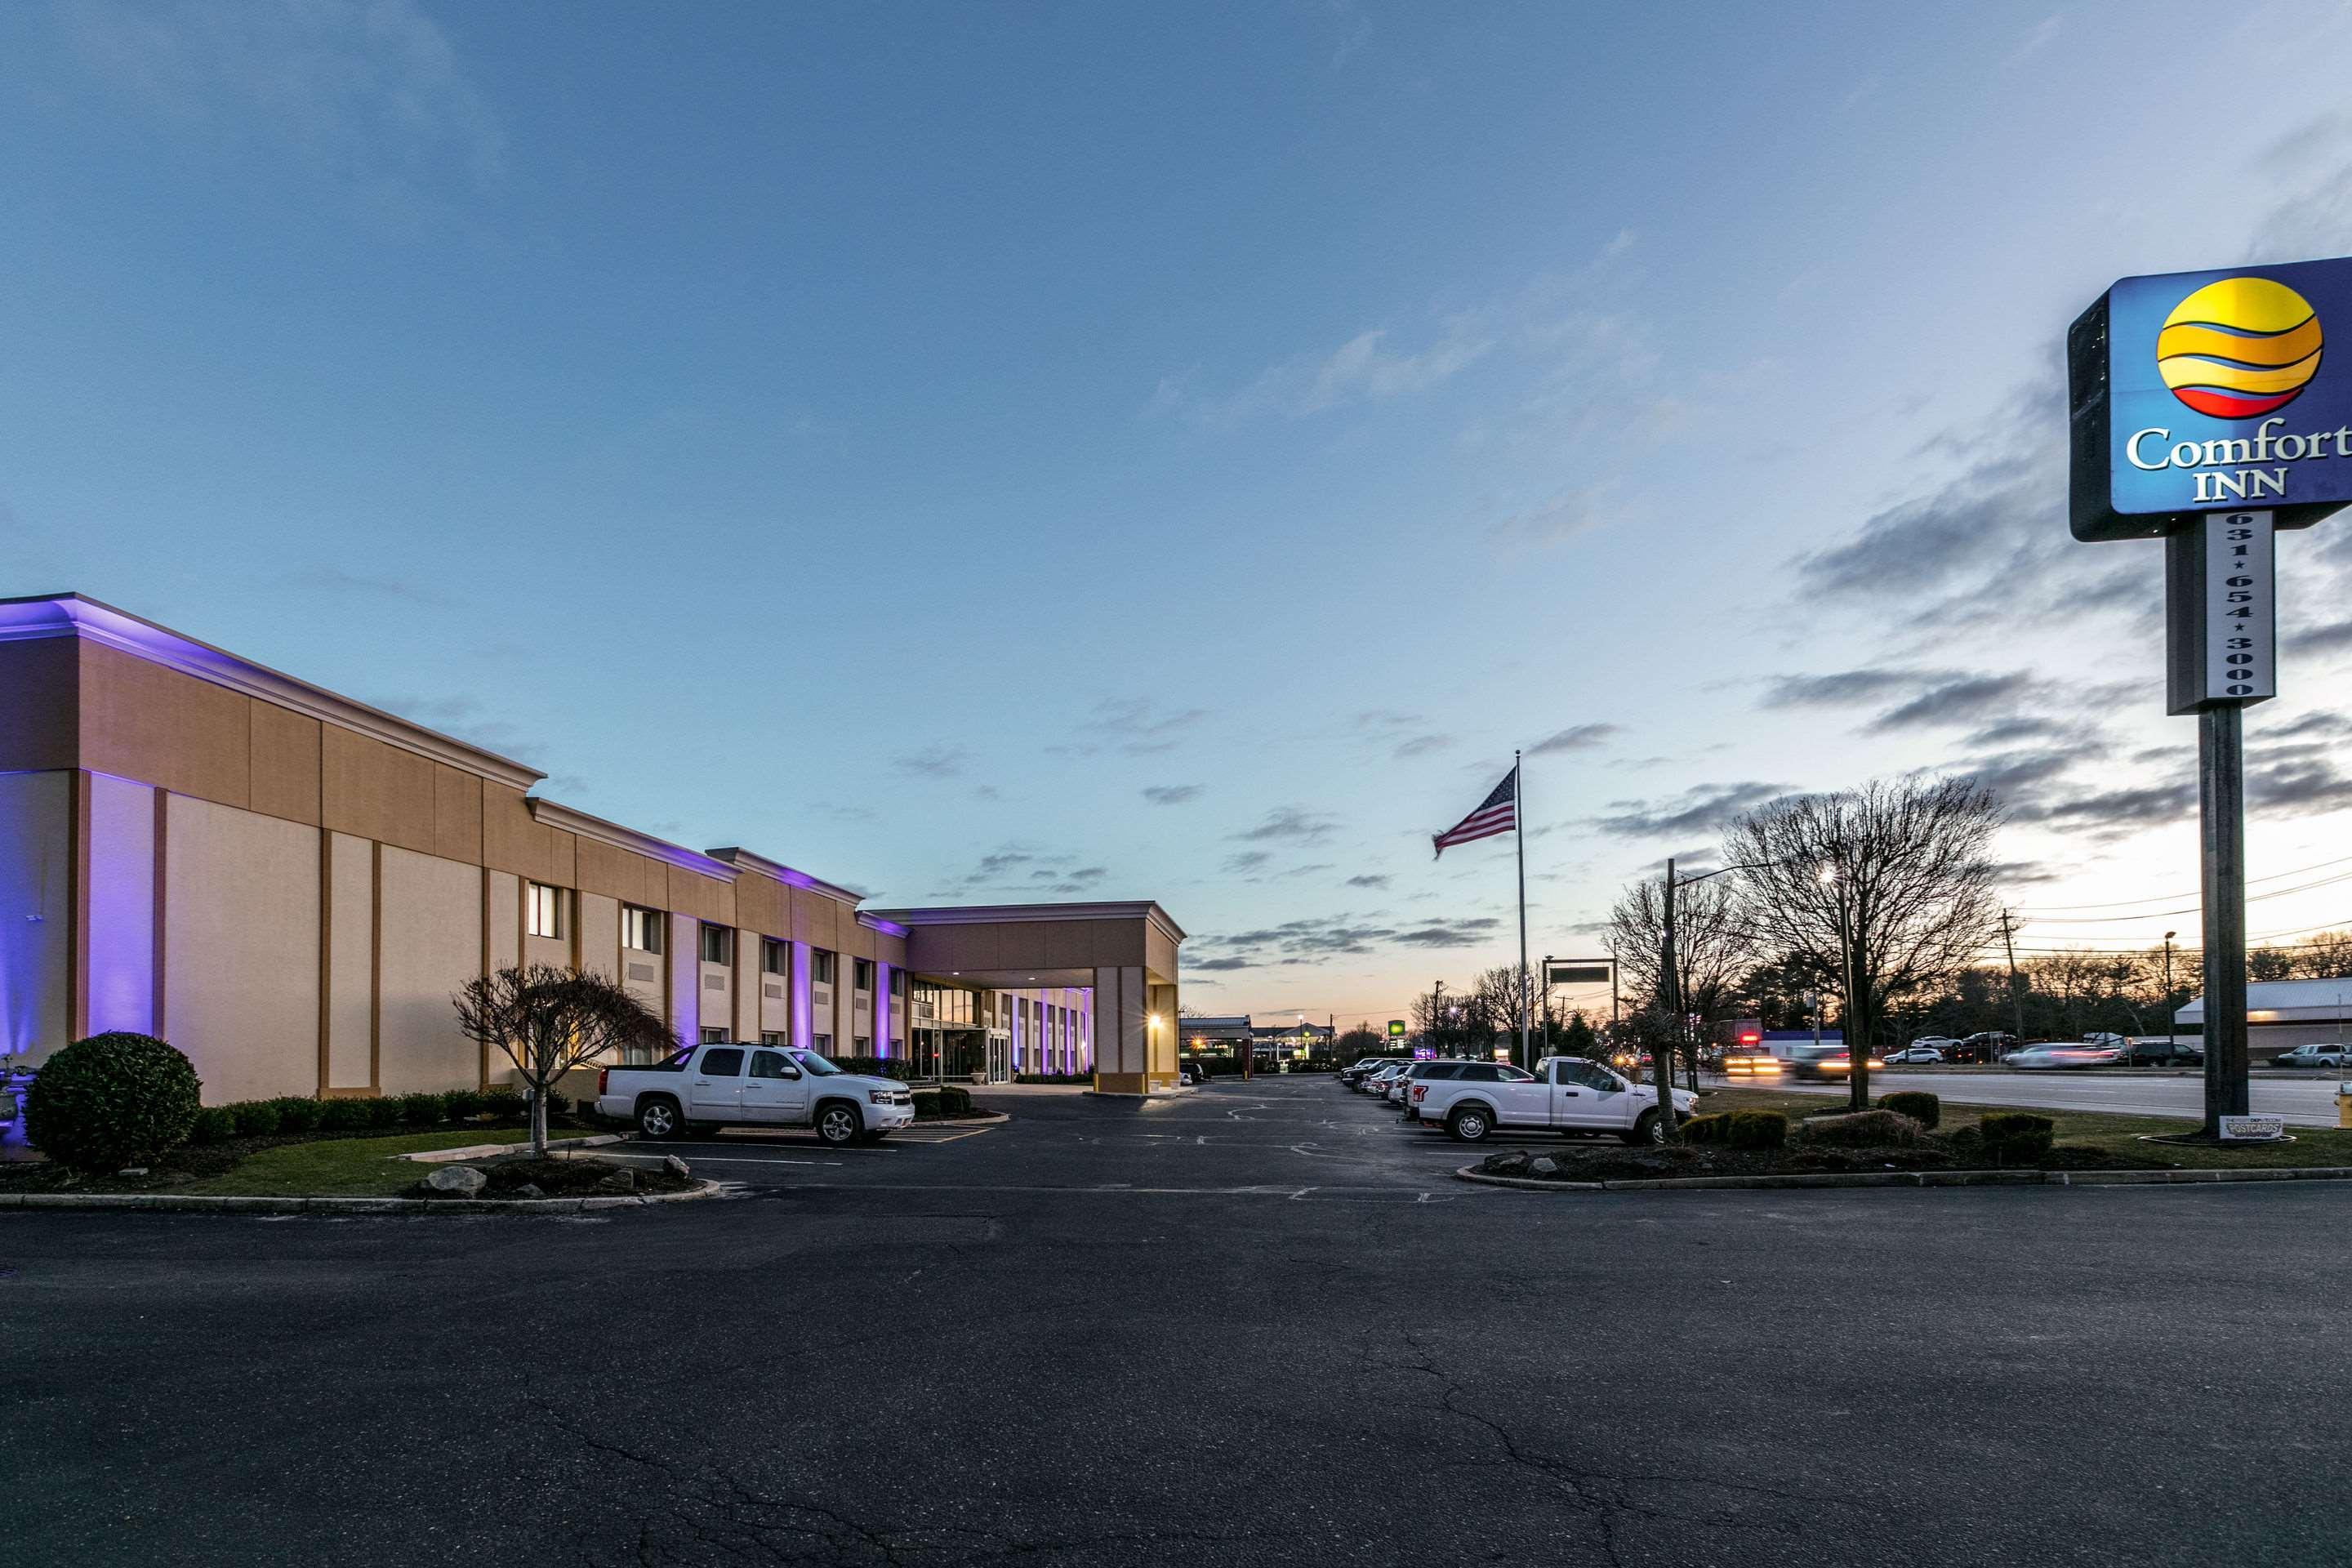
[874,960,893,1058]
[792,940,813,1051]
[84,775,155,1037]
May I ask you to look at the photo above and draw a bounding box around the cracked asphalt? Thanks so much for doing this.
[5,1075,2347,1566]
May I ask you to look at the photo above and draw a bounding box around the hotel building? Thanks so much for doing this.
[0,595,1187,1100]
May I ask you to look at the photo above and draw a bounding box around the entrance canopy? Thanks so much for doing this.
[870,902,1187,1094]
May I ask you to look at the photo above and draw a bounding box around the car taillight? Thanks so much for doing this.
[1411,1085,1427,1101]
[598,1067,608,1094]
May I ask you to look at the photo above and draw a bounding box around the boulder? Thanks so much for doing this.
[513,1183,546,1200]
[1484,1151,1531,1174]
[1529,1156,1560,1177]
[425,1165,487,1196]
[662,1154,692,1178]
[595,1167,639,1193]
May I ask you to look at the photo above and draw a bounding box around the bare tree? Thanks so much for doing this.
[1726,777,2003,1111]
[454,965,671,1155]
[1606,875,1752,1026]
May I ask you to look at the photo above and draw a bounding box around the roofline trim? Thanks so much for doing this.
[704,847,865,906]
[0,592,546,792]
[868,900,1187,943]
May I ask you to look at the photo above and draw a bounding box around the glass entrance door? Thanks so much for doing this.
[986,1029,1010,1083]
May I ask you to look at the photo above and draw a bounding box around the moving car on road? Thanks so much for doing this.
[2271,1044,2349,1071]
[595,1041,916,1146]
[1416,1055,1699,1145]
[2007,1039,2126,1070]
[1782,1043,1884,1080]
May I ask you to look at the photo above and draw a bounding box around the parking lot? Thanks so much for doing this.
[7,1075,2350,1566]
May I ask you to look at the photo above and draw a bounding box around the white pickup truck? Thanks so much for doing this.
[1412,1054,1699,1144]
[595,1041,916,1146]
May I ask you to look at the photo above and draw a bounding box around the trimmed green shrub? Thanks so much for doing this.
[399,1091,445,1127]
[936,1085,973,1117]
[319,1098,372,1132]
[190,1106,238,1145]
[363,1096,404,1129]
[272,1097,323,1134]
[1725,1109,1788,1151]
[1680,1112,1731,1144]
[22,1031,203,1174]
[441,1087,483,1120]
[231,1100,283,1138]
[1978,1111,2055,1164]
[479,1089,527,1121]
[1801,1108,1922,1147]
[1878,1090,1940,1129]
[546,1091,572,1116]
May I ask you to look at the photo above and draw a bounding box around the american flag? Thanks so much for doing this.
[1432,766,1517,858]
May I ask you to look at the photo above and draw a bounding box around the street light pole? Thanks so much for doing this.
[2163,931,2177,1060]
[1658,858,1682,1141]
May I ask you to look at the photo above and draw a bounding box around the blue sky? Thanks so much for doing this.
[7,1,2352,1021]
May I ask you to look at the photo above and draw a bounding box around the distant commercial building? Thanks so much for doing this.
[0,595,1187,1098]
[1173,1016,1337,1067]
[2176,978,2352,1054]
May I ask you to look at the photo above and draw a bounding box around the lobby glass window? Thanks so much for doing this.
[622,905,664,954]
[761,938,787,975]
[854,958,875,991]
[811,951,835,985]
[701,924,733,965]
[525,881,568,940]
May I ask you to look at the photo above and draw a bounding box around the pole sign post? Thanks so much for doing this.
[2069,260,2352,1136]
[1387,1019,1407,1040]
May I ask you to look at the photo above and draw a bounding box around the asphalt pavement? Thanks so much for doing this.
[5,1076,2348,1566]
[1759,1068,2349,1125]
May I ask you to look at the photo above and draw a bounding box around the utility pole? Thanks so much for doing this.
[1999,907,2025,1061]
[1657,858,1682,1140]
[2163,930,2177,1061]
[1431,980,1445,1058]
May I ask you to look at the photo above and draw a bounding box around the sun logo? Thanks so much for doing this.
[2157,277,2323,420]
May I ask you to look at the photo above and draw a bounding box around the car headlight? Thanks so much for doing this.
[867,1087,893,1104]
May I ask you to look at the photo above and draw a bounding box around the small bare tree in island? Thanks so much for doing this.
[453,965,671,1156]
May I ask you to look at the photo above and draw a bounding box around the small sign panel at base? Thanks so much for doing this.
[2218,1114,2287,1142]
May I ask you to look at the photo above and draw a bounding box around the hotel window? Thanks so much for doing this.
[813,1032,833,1053]
[700,924,733,965]
[525,881,568,940]
[621,905,665,954]
[760,1031,786,1046]
[854,958,875,991]
[891,969,907,998]
[700,1027,726,1045]
[811,950,835,985]
[853,1036,871,1054]
[761,938,788,975]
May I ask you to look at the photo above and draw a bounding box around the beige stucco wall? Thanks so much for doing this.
[326,832,374,1090]
[487,871,520,974]
[163,792,319,1103]
[580,893,622,985]
[376,846,481,1094]
[0,771,73,1063]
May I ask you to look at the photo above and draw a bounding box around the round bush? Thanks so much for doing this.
[272,1097,323,1134]
[231,1100,282,1138]
[1680,1112,1731,1144]
[1878,1090,1941,1129]
[189,1106,237,1145]
[23,1032,203,1174]
[1725,1108,1788,1152]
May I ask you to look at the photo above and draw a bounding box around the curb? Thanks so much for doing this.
[1454,1164,2352,1193]
[916,1111,1012,1127]
[0,1178,725,1215]
[399,1134,629,1164]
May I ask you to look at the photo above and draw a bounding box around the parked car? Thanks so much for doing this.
[1416,1055,1699,1144]
[1342,1055,1409,1086]
[1361,1062,1410,1097]
[1958,1031,2018,1063]
[1178,1061,1209,1086]
[1882,1045,1946,1064]
[595,1041,915,1145]
[2123,1037,2198,1066]
[2271,1044,2350,1070]
[2007,1039,2126,1070]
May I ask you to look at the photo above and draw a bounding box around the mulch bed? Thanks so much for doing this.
[1476,1141,2173,1183]
[0,1118,597,1193]
[410,1154,697,1200]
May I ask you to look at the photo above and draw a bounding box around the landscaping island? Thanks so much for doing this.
[1470,1087,2352,1186]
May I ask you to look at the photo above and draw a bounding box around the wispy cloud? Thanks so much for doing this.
[893,744,969,778]
[1232,806,1339,844]
[276,564,443,604]
[1527,723,1619,755]
[1143,784,1204,806]
[1152,318,1493,424]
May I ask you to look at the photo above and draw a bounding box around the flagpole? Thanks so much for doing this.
[1515,749,1530,1072]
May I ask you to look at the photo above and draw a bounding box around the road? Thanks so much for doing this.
[1755,1069,2347,1126]
[5,1076,2348,1566]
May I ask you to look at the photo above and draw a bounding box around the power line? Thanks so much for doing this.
[2016,869,2352,923]
[2016,853,2352,911]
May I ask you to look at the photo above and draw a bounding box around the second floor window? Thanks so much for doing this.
[854,958,875,991]
[700,924,733,965]
[621,905,664,954]
[761,938,787,975]
[526,882,568,940]
[811,950,835,985]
